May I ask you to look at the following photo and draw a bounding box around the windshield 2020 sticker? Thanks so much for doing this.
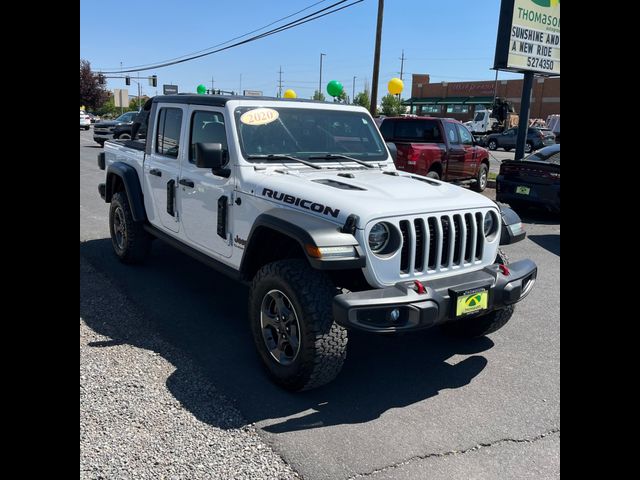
[240,108,279,126]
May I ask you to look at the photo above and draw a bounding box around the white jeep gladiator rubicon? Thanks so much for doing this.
[97,94,537,391]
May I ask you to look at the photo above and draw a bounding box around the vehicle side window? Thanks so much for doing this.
[456,124,473,145]
[444,122,459,145]
[505,128,516,136]
[156,108,183,158]
[379,120,394,141]
[189,111,227,163]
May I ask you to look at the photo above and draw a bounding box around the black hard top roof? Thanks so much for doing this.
[152,94,331,107]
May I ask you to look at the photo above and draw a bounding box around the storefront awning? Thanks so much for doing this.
[402,97,442,105]
[463,96,494,105]
[403,96,496,106]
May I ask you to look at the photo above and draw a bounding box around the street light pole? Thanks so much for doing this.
[352,76,357,104]
[319,53,326,100]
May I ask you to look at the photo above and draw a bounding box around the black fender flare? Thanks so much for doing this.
[105,162,147,222]
[499,206,526,245]
[240,208,364,273]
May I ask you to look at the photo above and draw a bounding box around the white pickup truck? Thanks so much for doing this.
[97,94,537,391]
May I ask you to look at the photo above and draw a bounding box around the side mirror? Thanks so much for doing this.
[195,142,230,177]
[386,142,397,161]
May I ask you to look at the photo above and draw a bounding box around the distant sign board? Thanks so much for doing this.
[243,90,263,97]
[163,84,179,95]
[114,89,129,107]
[494,0,560,75]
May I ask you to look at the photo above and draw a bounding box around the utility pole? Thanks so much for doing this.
[319,53,326,99]
[278,66,283,97]
[352,76,357,104]
[369,0,384,116]
[211,76,215,94]
[239,73,242,95]
[399,49,405,81]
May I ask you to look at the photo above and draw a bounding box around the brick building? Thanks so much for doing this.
[403,73,560,122]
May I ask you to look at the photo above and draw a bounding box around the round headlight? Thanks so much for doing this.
[369,223,390,252]
[484,212,498,236]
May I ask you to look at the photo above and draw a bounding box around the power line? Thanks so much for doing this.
[99,0,363,74]
[98,0,330,71]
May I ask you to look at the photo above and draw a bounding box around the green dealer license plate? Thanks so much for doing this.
[516,186,530,195]
[456,289,488,316]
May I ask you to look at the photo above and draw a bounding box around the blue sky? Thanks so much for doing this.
[80,0,523,100]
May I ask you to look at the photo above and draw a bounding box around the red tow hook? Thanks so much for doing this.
[498,264,510,276]
[414,280,426,294]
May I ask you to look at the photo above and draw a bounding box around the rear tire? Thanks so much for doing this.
[248,259,348,391]
[441,249,514,338]
[488,139,498,151]
[109,192,151,264]
[426,170,440,180]
[116,133,132,140]
[525,141,533,153]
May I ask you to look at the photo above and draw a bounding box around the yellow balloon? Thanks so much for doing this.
[283,89,297,99]
[388,78,404,95]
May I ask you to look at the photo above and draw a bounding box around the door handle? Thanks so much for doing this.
[179,178,194,188]
[149,168,162,177]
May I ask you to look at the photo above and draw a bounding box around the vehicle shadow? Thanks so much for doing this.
[83,145,102,149]
[527,234,560,256]
[80,238,493,433]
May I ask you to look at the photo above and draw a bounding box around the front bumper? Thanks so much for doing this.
[333,259,537,333]
[93,132,113,142]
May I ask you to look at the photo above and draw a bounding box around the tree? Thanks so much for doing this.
[80,59,109,111]
[353,91,370,108]
[129,96,150,111]
[380,94,407,116]
[312,90,326,102]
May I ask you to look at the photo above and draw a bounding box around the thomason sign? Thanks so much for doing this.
[493,0,560,75]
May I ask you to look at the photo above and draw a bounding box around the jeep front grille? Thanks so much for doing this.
[399,212,484,274]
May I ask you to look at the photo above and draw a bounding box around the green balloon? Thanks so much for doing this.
[196,84,207,94]
[327,80,343,97]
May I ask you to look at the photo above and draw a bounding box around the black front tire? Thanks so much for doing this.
[488,139,498,151]
[109,192,151,264]
[471,163,488,192]
[441,249,514,338]
[426,170,440,180]
[525,141,533,153]
[248,259,348,391]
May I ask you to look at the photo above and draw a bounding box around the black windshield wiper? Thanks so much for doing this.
[247,154,322,170]
[308,153,377,169]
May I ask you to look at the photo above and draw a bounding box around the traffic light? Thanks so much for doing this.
[150,75,157,87]
[125,76,130,86]
[97,74,106,85]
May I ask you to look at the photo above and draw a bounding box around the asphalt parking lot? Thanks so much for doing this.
[80,129,559,479]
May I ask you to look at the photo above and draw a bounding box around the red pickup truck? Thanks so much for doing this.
[379,116,491,192]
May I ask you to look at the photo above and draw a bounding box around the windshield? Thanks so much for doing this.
[473,112,485,121]
[234,106,388,162]
[116,112,135,122]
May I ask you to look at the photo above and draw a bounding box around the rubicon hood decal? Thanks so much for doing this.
[262,188,340,218]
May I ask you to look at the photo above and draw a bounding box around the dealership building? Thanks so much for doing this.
[403,73,560,122]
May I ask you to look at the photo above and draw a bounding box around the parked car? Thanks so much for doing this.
[379,116,491,191]
[87,112,100,123]
[93,111,139,147]
[496,143,560,213]
[482,127,555,153]
[80,111,91,130]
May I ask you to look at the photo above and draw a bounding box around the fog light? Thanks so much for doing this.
[389,308,400,322]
